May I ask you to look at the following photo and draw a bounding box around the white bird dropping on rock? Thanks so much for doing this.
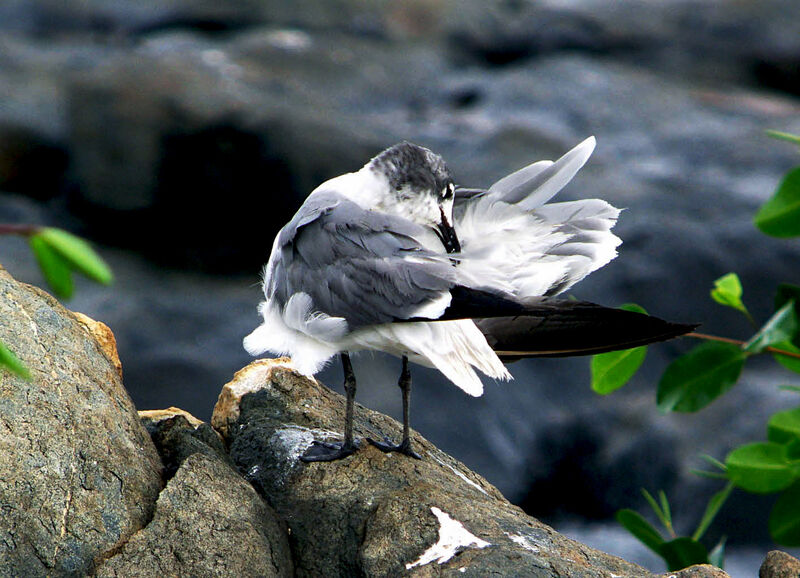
[405,507,491,569]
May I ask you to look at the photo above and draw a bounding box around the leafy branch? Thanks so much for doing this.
[0,224,113,379]
[616,484,732,571]
[594,130,800,570]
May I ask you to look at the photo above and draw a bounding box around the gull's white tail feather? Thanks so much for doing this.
[349,320,511,397]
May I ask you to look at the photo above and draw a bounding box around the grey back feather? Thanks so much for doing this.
[268,191,457,329]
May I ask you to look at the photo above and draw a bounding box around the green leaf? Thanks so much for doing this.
[769,407,800,445]
[779,385,800,394]
[710,273,750,318]
[772,341,800,374]
[726,442,798,494]
[700,454,728,472]
[659,537,710,572]
[766,130,800,147]
[0,340,31,380]
[590,345,647,394]
[691,469,729,480]
[657,342,746,413]
[692,482,734,541]
[754,167,800,238]
[770,481,800,546]
[786,439,800,461]
[615,509,664,555]
[744,301,799,354]
[658,490,672,529]
[642,488,670,530]
[591,304,648,394]
[708,537,726,569]
[620,303,647,314]
[35,228,113,286]
[775,284,800,348]
[29,235,74,298]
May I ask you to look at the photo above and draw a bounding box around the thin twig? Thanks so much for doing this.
[688,331,800,360]
[687,332,743,346]
[0,224,40,237]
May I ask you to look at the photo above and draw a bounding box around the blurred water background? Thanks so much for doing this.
[2,1,800,574]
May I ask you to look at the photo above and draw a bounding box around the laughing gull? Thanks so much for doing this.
[244,137,694,461]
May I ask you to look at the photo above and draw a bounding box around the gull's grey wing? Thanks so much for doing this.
[268,191,458,329]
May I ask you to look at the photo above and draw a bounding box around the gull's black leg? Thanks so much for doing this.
[301,352,360,462]
[342,352,357,449]
[368,355,422,459]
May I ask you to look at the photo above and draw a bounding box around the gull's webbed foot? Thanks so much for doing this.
[300,440,360,462]
[367,436,422,459]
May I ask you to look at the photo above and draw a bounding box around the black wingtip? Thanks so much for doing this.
[475,302,699,361]
[496,321,700,361]
[442,286,527,320]
[399,291,697,360]
[401,286,526,323]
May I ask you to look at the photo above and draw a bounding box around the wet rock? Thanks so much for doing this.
[445,0,800,93]
[760,550,800,578]
[0,265,163,576]
[94,452,293,577]
[211,359,729,577]
[0,0,261,37]
[63,32,391,271]
[0,0,448,40]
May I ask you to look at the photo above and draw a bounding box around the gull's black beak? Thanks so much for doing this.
[436,209,461,254]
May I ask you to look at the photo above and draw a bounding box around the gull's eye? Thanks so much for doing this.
[442,182,455,200]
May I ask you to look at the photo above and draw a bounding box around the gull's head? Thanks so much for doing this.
[367,142,460,252]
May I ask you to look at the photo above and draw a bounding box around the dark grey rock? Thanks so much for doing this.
[63,31,394,270]
[0,0,262,37]
[211,359,729,577]
[0,266,163,577]
[93,451,293,578]
[0,0,448,40]
[445,0,800,94]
